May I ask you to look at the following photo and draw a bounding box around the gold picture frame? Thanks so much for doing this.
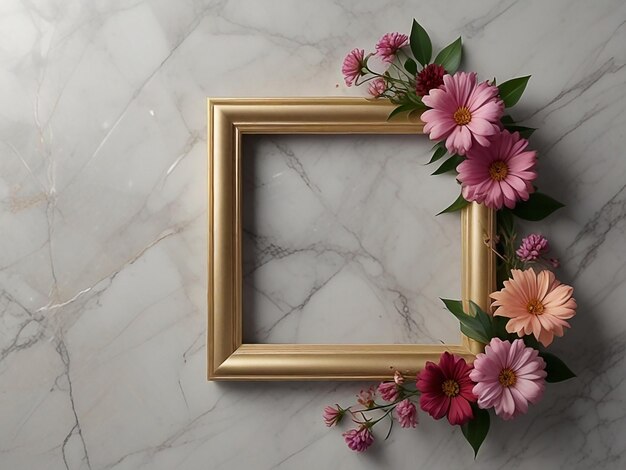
[208,98,495,381]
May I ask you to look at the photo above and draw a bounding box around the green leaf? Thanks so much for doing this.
[503,123,536,139]
[512,192,565,221]
[540,352,576,383]
[441,299,493,344]
[427,143,447,164]
[404,58,418,75]
[500,115,516,125]
[461,405,490,458]
[433,37,462,74]
[432,154,464,175]
[387,103,416,120]
[437,192,470,215]
[498,76,531,108]
[410,19,432,66]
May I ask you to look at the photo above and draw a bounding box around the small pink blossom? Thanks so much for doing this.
[323,405,344,427]
[356,386,376,408]
[375,32,408,63]
[342,48,366,86]
[394,371,405,385]
[516,234,549,262]
[421,72,504,155]
[343,426,374,452]
[395,399,417,428]
[377,381,399,402]
[368,78,386,97]
[470,338,547,420]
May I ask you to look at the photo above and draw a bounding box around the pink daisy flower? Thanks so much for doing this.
[342,48,366,87]
[395,399,418,428]
[375,32,408,63]
[421,72,504,155]
[416,351,476,425]
[368,78,386,97]
[490,269,577,347]
[470,338,547,420]
[343,426,374,452]
[457,130,537,210]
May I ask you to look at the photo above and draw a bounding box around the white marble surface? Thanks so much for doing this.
[1,0,625,469]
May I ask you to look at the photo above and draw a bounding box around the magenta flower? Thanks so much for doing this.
[378,381,399,402]
[368,78,386,97]
[343,426,374,452]
[457,130,537,210]
[342,48,366,86]
[421,72,504,155]
[356,386,376,408]
[470,338,547,420]
[416,63,446,96]
[416,352,476,425]
[323,405,344,427]
[516,234,549,262]
[375,32,408,63]
[395,399,418,428]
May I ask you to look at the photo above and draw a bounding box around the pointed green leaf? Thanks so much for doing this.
[404,58,418,75]
[387,103,416,120]
[432,154,464,175]
[410,19,432,66]
[498,76,531,108]
[427,143,447,164]
[540,352,576,383]
[461,405,490,458]
[512,192,565,221]
[433,37,462,74]
[503,124,536,139]
[441,299,492,344]
[437,192,470,215]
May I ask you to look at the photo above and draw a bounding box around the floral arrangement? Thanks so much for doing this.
[325,20,577,457]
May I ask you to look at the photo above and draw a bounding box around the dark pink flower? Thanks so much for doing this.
[416,63,446,96]
[516,234,549,262]
[377,381,399,402]
[421,72,504,155]
[457,130,537,210]
[395,399,418,428]
[416,351,476,425]
[375,32,408,63]
[323,405,344,427]
[343,426,374,452]
[368,78,386,97]
[342,48,366,86]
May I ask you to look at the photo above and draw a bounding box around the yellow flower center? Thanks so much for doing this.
[489,161,509,181]
[498,368,517,387]
[453,106,472,125]
[526,298,545,315]
[441,379,460,397]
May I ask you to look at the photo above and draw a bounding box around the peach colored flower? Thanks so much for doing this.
[490,269,577,347]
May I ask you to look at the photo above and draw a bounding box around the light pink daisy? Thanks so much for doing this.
[343,426,374,452]
[470,338,547,420]
[457,130,537,210]
[342,48,366,86]
[375,32,408,63]
[421,72,504,155]
[395,399,418,428]
[490,269,577,347]
[368,78,386,97]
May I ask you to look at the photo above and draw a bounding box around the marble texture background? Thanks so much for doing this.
[1,0,625,469]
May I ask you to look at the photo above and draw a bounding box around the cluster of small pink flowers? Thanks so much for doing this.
[342,426,374,452]
[375,32,408,62]
[516,233,549,261]
[395,399,418,428]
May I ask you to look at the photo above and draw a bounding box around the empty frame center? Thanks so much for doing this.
[241,134,461,344]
